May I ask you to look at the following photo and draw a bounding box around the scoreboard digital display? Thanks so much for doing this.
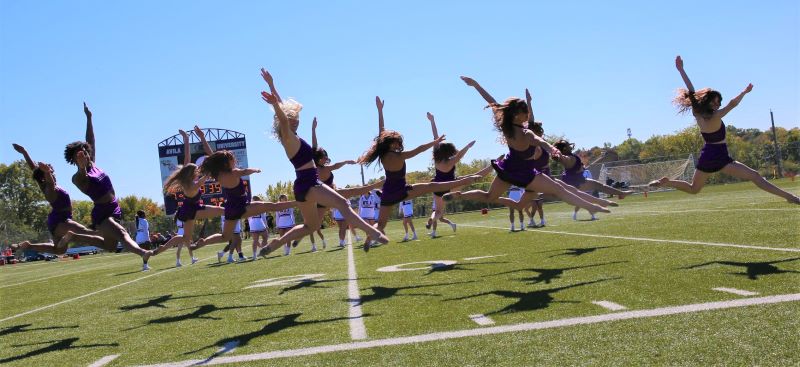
[157,129,250,216]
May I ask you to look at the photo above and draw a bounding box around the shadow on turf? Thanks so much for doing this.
[489,261,628,284]
[123,303,286,331]
[278,278,347,295]
[444,278,620,315]
[357,281,476,305]
[679,258,800,280]
[185,313,371,363]
[0,337,118,364]
[546,244,631,258]
[423,261,511,276]
[0,324,78,337]
[118,292,238,312]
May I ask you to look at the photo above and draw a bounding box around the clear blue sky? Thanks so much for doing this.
[2,1,798,205]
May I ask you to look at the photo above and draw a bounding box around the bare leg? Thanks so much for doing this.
[193,219,241,249]
[96,218,153,268]
[262,185,388,255]
[553,179,618,206]
[404,175,481,199]
[579,179,633,199]
[444,177,517,209]
[14,241,65,254]
[149,235,179,256]
[376,205,393,233]
[337,221,347,244]
[251,232,262,258]
[720,161,800,203]
[529,175,610,214]
[406,218,416,235]
[651,169,710,194]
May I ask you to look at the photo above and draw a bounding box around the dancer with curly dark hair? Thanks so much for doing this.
[63,103,153,270]
[444,77,610,216]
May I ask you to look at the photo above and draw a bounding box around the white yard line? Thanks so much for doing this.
[591,300,627,311]
[712,287,759,296]
[0,255,213,324]
[135,292,800,367]
[2,262,120,289]
[616,208,798,215]
[88,354,120,367]
[468,314,495,326]
[460,224,800,253]
[347,244,367,340]
[463,255,507,261]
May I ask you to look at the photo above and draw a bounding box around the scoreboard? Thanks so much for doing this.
[157,129,251,216]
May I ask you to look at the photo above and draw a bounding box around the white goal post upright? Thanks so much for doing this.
[597,155,695,194]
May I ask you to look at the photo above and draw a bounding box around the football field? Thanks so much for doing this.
[1,179,799,366]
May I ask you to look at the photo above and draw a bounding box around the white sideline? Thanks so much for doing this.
[591,301,627,311]
[2,262,120,289]
[0,254,130,278]
[713,287,759,296]
[347,244,367,340]
[459,224,800,253]
[135,292,800,367]
[0,255,213,324]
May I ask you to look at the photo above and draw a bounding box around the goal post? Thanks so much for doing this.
[598,155,695,193]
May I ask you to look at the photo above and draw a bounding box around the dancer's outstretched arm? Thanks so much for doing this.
[329,159,357,171]
[402,136,445,160]
[675,56,695,93]
[12,144,36,170]
[529,132,559,157]
[460,76,497,104]
[84,102,96,162]
[717,84,753,118]
[179,129,191,165]
[233,168,261,178]
[376,96,385,133]
[452,140,476,164]
[261,86,300,155]
[311,117,319,149]
[261,68,283,103]
[427,112,440,146]
[526,88,535,124]
[193,125,214,155]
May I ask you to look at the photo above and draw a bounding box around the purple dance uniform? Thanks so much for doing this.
[290,137,323,202]
[380,163,412,206]
[46,186,73,236]
[560,153,586,188]
[222,178,250,220]
[175,193,205,222]
[432,167,455,197]
[82,165,122,229]
[696,122,733,173]
[491,144,540,188]
[531,148,551,176]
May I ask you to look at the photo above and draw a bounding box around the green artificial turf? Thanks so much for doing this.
[0,179,798,366]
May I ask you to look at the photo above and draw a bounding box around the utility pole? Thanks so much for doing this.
[360,164,366,186]
[770,110,784,178]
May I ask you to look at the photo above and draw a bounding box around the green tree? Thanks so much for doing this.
[0,161,50,244]
[616,138,643,161]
